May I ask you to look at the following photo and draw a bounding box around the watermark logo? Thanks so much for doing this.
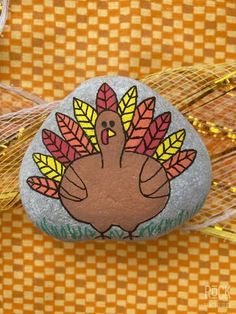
[204,284,230,308]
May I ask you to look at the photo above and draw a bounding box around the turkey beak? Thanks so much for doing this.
[107,128,116,138]
[101,128,116,145]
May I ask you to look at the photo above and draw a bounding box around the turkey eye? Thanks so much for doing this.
[102,121,107,128]
[109,120,115,127]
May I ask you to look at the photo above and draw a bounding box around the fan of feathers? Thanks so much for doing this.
[26,83,195,199]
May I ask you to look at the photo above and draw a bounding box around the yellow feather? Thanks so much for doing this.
[153,129,186,163]
[73,98,99,151]
[118,86,137,131]
[33,153,65,182]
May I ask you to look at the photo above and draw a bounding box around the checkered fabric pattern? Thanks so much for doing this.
[0,1,236,313]
[1,0,236,101]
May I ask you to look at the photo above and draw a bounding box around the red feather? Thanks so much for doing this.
[96,83,118,113]
[42,129,80,166]
[27,176,59,198]
[163,150,197,180]
[56,113,96,155]
[125,97,155,151]
[135,111,171,155]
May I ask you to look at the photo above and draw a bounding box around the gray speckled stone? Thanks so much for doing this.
[19,76,212,241]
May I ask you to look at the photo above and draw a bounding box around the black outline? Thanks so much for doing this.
[26,82,198,237]
[26,175,59,200]
[165,149,198,180]
[95,83,118,113]
[41,127,80,168]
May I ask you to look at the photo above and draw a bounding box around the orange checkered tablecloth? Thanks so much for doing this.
[0,1,236,313]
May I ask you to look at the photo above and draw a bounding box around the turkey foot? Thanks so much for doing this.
[95,232,111,239]
[123,231,139,240]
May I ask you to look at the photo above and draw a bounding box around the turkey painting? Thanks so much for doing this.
[27,83,197,239]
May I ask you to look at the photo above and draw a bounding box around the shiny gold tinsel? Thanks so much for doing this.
[0,63,235,240]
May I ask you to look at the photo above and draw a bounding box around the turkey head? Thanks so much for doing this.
[95,110,126,168]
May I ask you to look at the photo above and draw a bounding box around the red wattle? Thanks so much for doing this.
[101,129,109,145]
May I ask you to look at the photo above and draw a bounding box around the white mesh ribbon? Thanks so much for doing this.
[0,0,9,34]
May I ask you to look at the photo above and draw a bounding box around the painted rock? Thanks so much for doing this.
[19,76,212,241]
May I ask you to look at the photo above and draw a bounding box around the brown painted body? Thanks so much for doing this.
[59,110,170,233]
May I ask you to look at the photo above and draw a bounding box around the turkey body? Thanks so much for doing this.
[59,151,170,233]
